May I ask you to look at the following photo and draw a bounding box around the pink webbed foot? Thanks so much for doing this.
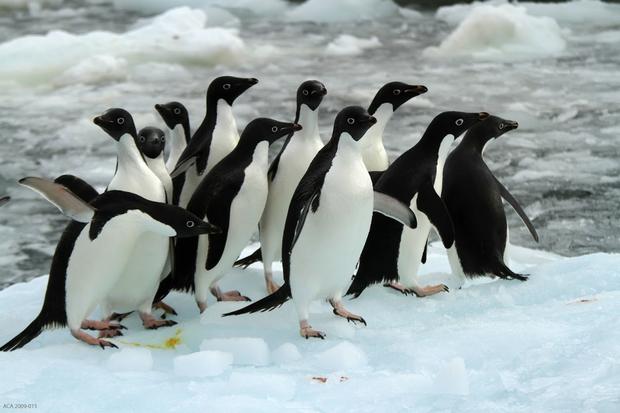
[153,301,178,318]
[384,282,449,297]
[210,286,251,302]
[329,299,367,326]
[71,329,118,349]
[139,312,177,330]
[266,278,280,294]
[299,320,325,340]
[81,319,126,331]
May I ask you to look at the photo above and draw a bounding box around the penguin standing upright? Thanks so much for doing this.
[171,76,258,208]
[347,111,489,298]
[155,101,191,174]
[361,82,428,174]
[0,178,218,350]
[137,127,172,203]
[234,80,327,293]
[442,115,538,286]
[174,118,302,312]
[225,107,417,339]
[93,109,172,329]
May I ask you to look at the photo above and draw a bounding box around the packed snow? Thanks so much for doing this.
[1,243,619,411]
[325,34,382,56]
[425,3,566,60]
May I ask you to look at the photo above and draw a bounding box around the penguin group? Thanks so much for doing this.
[1,75,539,350]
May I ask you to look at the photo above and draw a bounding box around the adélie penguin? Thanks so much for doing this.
[362,82,428,176]
[93,109,173,329]
[137,126,173,203]
[0,177,219,351]
[442,115,539,286]
[234,80,328,293]
[347,111,489,298]
[174,118,302,312]
[224,106,417,339]
[154,101,191,174]
[170,76,259,208]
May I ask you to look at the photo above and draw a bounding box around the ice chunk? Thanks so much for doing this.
[432,357,470,395]
[173,350,233,377]
[287,0,400,23]
[109,0,287,16]
[107,348,153,372]
[314,341,367,371]
[325,34,381,56]
[200,337,270,366]
[425,3,565,61]
[271,342,301,364]
[0,7,245,85]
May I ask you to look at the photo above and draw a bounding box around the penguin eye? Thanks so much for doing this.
[271,126,279,133]
[117,117,125,125]
[161,136,165,143]
[302,89,309,96]
[173,108,181,115]
[455,118,464,126]
[393,89,401,95]
[223,83,231,90]
[186,220,195,228]
[139,136,146,143]
[347,118,355,125]
[499,123,505,130]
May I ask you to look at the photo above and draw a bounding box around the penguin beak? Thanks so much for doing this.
[199,221,222,235]
[368,116,377,125]
[292,123,302,132]
[405,85,428,96]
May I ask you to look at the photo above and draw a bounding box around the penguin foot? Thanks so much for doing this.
[98,329,123,338]
[384,282,449,297]
[266,279,280,294]
[81,319,126,331]
[109,312,132,322]
[153,301,178,317]
[139,313,178,330]
[217,290,251,302]
[329,300,367,326]
[299,320,325,339]
[71,329,118,349]
[197,301,208,313]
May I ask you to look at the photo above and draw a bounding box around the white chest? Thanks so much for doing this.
[207,100,239,173]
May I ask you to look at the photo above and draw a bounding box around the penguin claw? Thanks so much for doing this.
[99,340,118,349]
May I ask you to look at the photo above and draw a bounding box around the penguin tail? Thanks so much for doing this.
[492,260,529,282]
[223,284,291,316]
[345,275,368,299]
[0,315,47,352]
[233,248,262,268]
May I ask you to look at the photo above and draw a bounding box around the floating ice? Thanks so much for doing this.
[325,34,381,57]
[173,350,233,377]
[108,0,287,16]
[200,337,270,366]
[425,3,566,60]
[107,348,153,372]
[287,0,400,23]
[0,7,245,85]
[314,341,367,371]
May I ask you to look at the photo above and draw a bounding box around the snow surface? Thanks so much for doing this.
[425,3,566,60]
[1,243,619,412]
[324,34,382,57]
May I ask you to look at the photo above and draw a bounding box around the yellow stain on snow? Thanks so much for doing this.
[118,328,183,350]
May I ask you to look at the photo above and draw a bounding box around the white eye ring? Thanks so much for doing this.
[302,89,309,96]
[117,118,125,125]
[347,118,355,125]
[393,89,401,95]
[455,118,464,126]
[499,123,504,129]
[139,136,146,143]
[161,136,165,143]
[186,220,195,228]
[223,83,231,90]
[173,108,181,115]
[271,126,278,133]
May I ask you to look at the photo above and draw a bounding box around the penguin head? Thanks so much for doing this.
[207,76,259,105]
[297,80,327,111]
[333,106,377,141]
[240,118,302,146]
[155,101,188,129]
[137,127,165,159]
[93,108,137,141]
[428,111,490,141]
[150,205,221,238]
[465,115,519,143]
[368,82,428,115]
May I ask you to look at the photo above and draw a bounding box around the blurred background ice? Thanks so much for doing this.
[0,0,619,288]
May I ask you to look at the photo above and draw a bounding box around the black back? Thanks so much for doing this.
[173,118,299,290]
[348,111,488,297]
[268,80,327,181]
[281,106,376,285]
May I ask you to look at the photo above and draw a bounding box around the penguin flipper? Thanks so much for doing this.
[421,239,428,264]
[54,175,99,203]
[204,186,235,271]
[493,176,539,243]
[417,179,454,249]
[268,134,293,182]
[373,191,417,229]
[0,195,10,207]
[369,170,385,185]
[19,177,96,223]
[234,248,263,268]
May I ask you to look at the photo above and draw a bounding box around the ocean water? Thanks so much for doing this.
[0,0,619,288]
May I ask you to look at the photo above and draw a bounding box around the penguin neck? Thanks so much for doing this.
[168,123,188,167]
[363,103,393,148]
[110,134,161,197]
[116,134,146,170]
[334,132,362,160]
[296,104,321,143]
